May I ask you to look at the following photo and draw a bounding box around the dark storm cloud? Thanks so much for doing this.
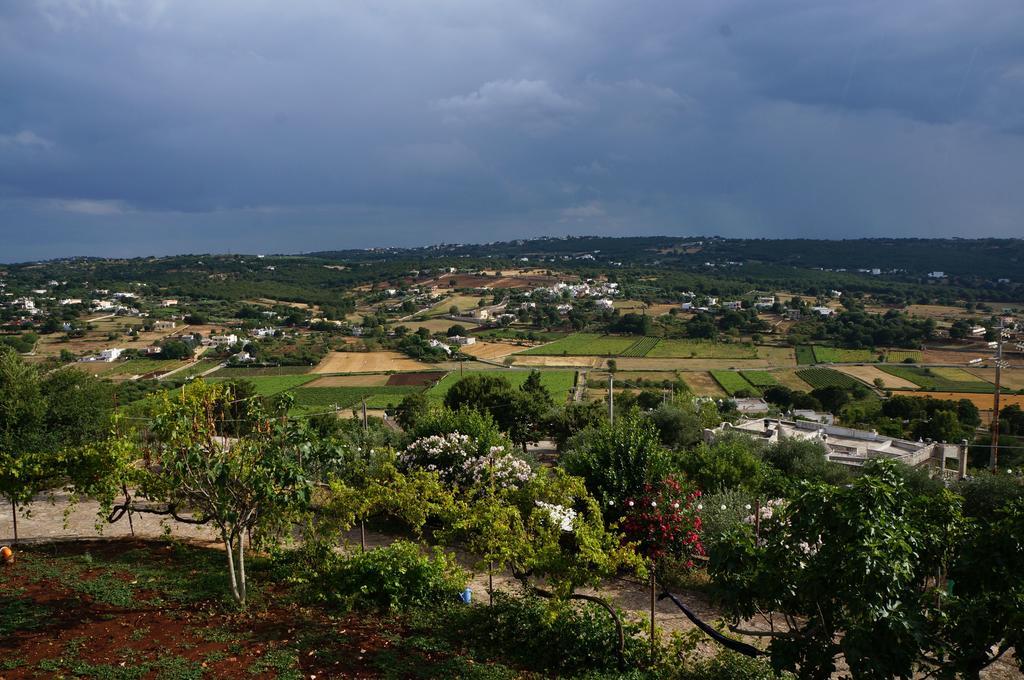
[1,0,1022,261]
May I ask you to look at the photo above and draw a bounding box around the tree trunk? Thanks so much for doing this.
[10,498,17,545]
[650,570,657,663]
[237,532,246,606]
[222,527,242,604]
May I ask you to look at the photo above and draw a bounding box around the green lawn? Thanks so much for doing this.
[885,350,922,363]
[426,370,577,402]
[518,333,638,356]
[810,346,878,363]
[879,366,994,393]
[709,370,761,396]
[795,368,863,390]
[646,339,757,359]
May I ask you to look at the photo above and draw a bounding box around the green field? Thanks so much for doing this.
[795,368,863,390]
[646,339,756,359]
[884,350,922,363]
[208,374,318,396]
[178,359,222,379]
[426,370,577,402]
[795,346,816,365]
[474,328,568,342]
[709,370,761,396]
[621,337,660,357]
[518,333,638,356]
[740,370,779,388]
[879,366,994,393]
[291,386,423,411]
[811,346,877,363]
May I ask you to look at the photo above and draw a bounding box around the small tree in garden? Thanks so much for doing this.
[620,475,704,566]
[708,460,950,679]
[144,381,315,606]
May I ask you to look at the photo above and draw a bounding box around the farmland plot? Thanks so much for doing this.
[884,350,922,363]
[208,374,318,396]
[835,365,919,390]
[795,346,816,365]
[795,368,863,390]
[679,372,727,397]
[313,351,431,373]
[646,339,756,359]
[879,366,994,393]
[811,346,877,363]
[292,386,423,411]
[740,371,779,388]
[518,333,637,356]
[426,369,577,402]
[709,370,761,396]
[621,337,660,357]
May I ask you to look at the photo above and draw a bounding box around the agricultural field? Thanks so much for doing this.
[740,370,779,388]
[426,369,576,402]
[709,370,761,396]
[620,337,660,357]
[810,346,878,363]
[772,369,813,392]
[211,364,311,377]
[510,355,607,369]
[966,367,1024,392]
[646,339,756,359]
[518,333,638,357]
[101,358,188,378]
[888,390,1024,411]
[304,374,393,387]
[458,341,519,360]
[884,350,922,363]
[795,368,863,390]
[423,294,486,317]
[177,359,223,379]
[291,385,422,411]
[312,351,432,374]
[879,366,995,393]
[208,374,317,396]
[474,328,567,342]
[835,365,919,390]
[795,346,816,365]
[678,372,727,397]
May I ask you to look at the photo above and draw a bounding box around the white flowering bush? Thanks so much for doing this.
[401,434,533,490]
[535,500,577,532]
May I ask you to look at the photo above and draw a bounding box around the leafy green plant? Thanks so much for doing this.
[327,540,467,612]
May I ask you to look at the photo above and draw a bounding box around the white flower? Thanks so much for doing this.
[697,504,703,511]
[651,501,657,508]
[628,500,634,507]
[745,504,752,511]
[672,502,680,509]
[535,501,576,532]
[721,504,727,511]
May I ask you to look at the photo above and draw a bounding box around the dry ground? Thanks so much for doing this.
[616,357,785,370]
[312,351,431,374]
[679,371,728,397]
[922,348,992,364]
[773,369,814,392]
[835,365,920,390]
[510,355,609,369]
[458,341,519,360]
[389,318,455,333]
[967,368,1024,391]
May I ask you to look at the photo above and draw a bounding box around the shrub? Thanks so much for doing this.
[329,540,467,612]
[678,650,789,679]
[698,488,757,552]
[435,593,650,674]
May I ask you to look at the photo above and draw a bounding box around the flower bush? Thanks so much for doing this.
[401,433,533,490]
[620,475,704,564]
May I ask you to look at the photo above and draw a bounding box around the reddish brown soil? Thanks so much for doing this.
[385,371,446,386]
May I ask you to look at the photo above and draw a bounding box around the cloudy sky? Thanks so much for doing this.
[1,1,1022,261]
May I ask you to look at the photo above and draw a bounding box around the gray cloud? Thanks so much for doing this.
[0,0,1022,261]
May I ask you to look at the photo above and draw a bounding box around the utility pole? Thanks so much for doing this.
[362,399,368,432]
[608,373,614,425]
[991,319,1004,471]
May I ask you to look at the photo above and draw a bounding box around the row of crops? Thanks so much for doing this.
[519,333,756,358]
[879,366,994,393]
[709,370,762,396]
[795,368,863,390]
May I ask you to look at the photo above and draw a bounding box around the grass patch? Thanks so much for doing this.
[709,370,761,396]
[620,337,660,357]
[810,346,877,363]
[518,333,639,356]
[426,370,577,402]
[646,339,757,359]
[796,368,863,390]
[740,370,779,388]
[0,588,52,636]
[795,346,816,365]
[207,373,317,396]
[209,364,312,377]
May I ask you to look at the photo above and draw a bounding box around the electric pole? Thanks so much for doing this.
[991,319,1005,471]
[608,373,614,425]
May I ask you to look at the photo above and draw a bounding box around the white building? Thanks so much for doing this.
[928,271,947,279]
[754,296,776,309]
[705,418,965,473]
[207,334,239,347]
[722,301,742,311]
[595,298,615,311]
[811,306,835,317]
[161,299,178,307]
[98,348,123,362]
[428,338,452,354]
[252,327,277,339]
[153,320,176,331]
[680,302,694,311]
[449,335,476,346]
[60,298,83,306]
